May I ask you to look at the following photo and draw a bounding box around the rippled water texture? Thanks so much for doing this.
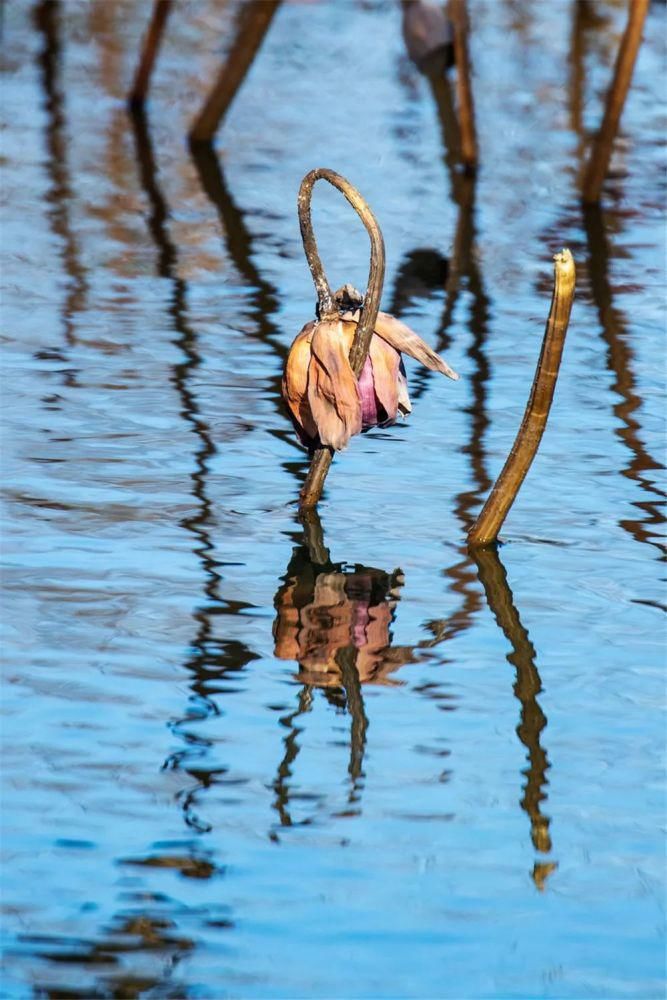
[2,1,665,997]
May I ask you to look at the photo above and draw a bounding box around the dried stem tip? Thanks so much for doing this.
[467,249,576,548]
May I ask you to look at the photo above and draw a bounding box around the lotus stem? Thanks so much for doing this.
[467,249,576,547]
[582,0,649,204]
[449,0,477,172]
[189,1,280,144]
[297,169,386,510]
[127,0,172,110]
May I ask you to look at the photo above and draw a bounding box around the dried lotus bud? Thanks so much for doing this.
[282,298,458,452]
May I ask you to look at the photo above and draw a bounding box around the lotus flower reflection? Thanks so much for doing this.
[273,557,414,687]
[283,286,459,452]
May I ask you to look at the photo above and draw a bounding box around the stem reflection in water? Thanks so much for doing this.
[582,203,666,556]
[34,0,88,353]
[472,546,557,891]
[567,1,665,555]
[129,107,258,836]
[272,509,413,826]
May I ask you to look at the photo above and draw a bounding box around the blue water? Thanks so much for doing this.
[1,1,665,997]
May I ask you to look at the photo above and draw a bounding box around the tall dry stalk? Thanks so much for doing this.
[467,249,576,547]
[582,0,649,203]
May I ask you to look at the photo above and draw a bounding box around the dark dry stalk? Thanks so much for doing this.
[582,0,649,203]
[127,0,172,110]
[297,169,386,510]
[467,249,576,547]
[189,1,280,144]
[449,0,477,172]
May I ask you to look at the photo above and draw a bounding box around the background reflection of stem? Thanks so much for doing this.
[472,546,557,890]
[187,142,303,468]
[582,203,666,555]
[568,3,665,556]
[34,0,88,350]
[271,686,313,829]
[129,107,258,834]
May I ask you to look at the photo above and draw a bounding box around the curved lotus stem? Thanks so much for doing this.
[297,169,386,509]
[467,249,576,547]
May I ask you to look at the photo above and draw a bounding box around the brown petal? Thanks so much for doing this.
[307,321,362,450]
[283,322,318,442]
[374,312,459,380]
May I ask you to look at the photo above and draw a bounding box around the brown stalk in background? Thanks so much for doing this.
[582,0,649,203]
[127,0,172,109]
[467,249,576,548]
[449,0,477,172]
[189,1,280,143]
[297,169,386,510]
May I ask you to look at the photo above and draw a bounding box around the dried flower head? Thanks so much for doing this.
[283,285,458,452]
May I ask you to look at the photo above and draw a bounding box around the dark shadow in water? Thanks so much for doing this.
[128,107,258,840]
[34,0,87,357]
[271,508,415,828]
[472,545,557,890]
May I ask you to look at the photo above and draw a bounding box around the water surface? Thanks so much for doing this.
[1,1,665,997]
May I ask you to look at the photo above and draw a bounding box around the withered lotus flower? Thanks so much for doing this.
[283,285,459,452]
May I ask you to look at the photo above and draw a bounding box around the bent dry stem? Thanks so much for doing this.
[467,249,576,548]
[297,169,386,510]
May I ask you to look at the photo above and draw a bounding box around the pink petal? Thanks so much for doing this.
[369,335,401,422]
[358,356,379,428]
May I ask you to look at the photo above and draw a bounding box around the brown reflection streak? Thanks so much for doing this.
[568,2,665,554]
[34,1,88,346]
[582,203,665,554]
[271,686,313,828]
[187,142,304,465]
[128,106,258,835]
[390,62,491,642]
[21,912,196,996]
[472,546,557,890]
